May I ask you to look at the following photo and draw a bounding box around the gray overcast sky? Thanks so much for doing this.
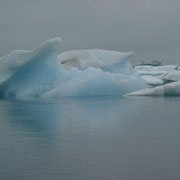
[0,0,180,64]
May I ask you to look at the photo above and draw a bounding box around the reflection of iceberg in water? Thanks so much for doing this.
[0,97,144,180]
[0,100,63,137]
[0,38,146,99]
[0,97,143,139]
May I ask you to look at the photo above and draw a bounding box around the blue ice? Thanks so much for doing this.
[0,37,148,99]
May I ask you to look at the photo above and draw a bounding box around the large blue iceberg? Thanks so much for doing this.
[0,38,147,99]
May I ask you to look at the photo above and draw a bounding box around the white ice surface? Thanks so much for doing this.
[126,81,180,96]
[134,65,177,76]
[161,70,180,82]
[140,75,164,86]
[59,49,134,71]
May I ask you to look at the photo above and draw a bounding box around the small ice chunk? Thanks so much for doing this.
[134,65,177,76]
[141,75,164,86]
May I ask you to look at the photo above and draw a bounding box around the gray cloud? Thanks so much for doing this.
[0,0,180,64]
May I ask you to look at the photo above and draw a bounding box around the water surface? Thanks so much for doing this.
[0,97,180,180]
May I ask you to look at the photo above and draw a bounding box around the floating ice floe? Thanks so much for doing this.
[139,75,164,86]
[128,64,180,96]
[134,65,177,76]
[126,81,180,96]
[0,37,147,99]
[161,70,180,83]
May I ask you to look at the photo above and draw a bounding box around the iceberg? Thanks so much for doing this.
[134,65,177,76]
[0,38,66,99]
[128,64,180,96]
[161,70,180,83]
[2,37,180,98]
[126,81,180,96]
[0,37,147,99]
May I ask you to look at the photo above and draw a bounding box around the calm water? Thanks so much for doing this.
[0,96,180,180]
